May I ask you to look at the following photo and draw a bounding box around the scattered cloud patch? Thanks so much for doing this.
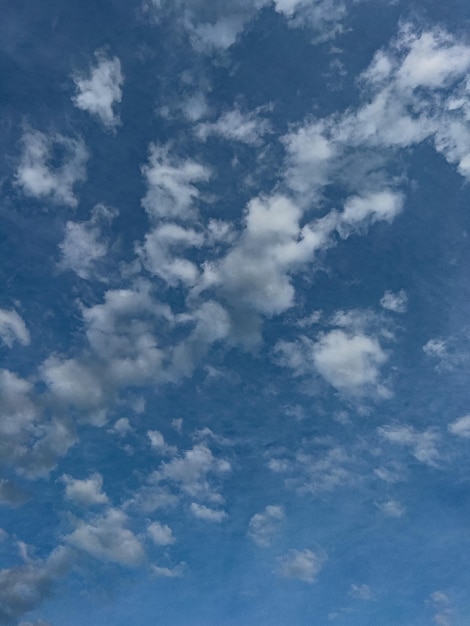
[277,549,327,584]
[62,473,108,507]
[0,309,30,348]
[16,129,88,207]
[380,290,408,313]
[248,505,284,547]
[72,51,124,129]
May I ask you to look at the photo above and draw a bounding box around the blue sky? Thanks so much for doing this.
[2,1,470,624]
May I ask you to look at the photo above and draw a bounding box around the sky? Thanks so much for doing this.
[1,0,470,624]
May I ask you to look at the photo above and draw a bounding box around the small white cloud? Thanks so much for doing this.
[66,508,145,566]
[151,562,186,578]
[277,549,327,584]
[376,500,405,518]
[16,129,88,207]
[448,414,470,438]
[312,329,388,395]
[190,502,227,522]
[423,338,448,359]
[0,309,30,348]
[147,521,175,546]
[195,107,271,146]
[59,204,117,279]
[141,144,210,221]
[380,290,408,313]
[339,190,404,235]
[73,51,124,129]
[113,417,132,436]
[349,584,375,600]
[147,430,177,455]
[62,473,108,506]
[248,505,284,547]
[379,425,440,467]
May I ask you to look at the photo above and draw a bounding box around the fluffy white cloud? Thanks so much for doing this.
[448,414,470,438]
[190,502,227,522]
[380,289,408,313]
[0,309,30,348]
[16,129,88,207]
[195,107,271,145]
[248,505,284,547]
[0,370,77,478]
[62,473,108,506]
[72,51,123,129]
[141,144,210,221]
[276,316,389,397]
[59,204,117,279]
[0,546,72,624]
[277,549,327,583]
[379,425,440,467]
[137,223,204,286]
[148,430,177,455]
[147,521,175,546]
[66,509,145,566]
[153,443,230,501]
[339,190,404,235]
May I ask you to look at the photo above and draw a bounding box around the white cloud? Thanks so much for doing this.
[59,204,117,279]
[190,502,227,522]
[0,370,77,478]
[248,505,284,547]
[16,129,88,207]
[151,562,186,577]
[277,549,327,584]
[0,546,72,624]
[153,443,230,501]
[147,521,175,546]
[448,414,470,438]
[62,473,108,506]
[276,319,389,397]
[339,190,404,235]
[66,509,145,566]
[376,499,405,518]
[380,289,408,313]
[312,329,388,395]
[137,223,204,286]
[195,107,271,146]
[349,584,374,600]
[141,144,210,221]
[379,425,440,467]
[113,417,132,436]
[147,430,177,455]
[73,51,124,129]
[0,309,30,348]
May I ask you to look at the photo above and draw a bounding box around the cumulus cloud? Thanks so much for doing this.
[0,309,30,348]
[0,370,77,478]
[248,505,284,547]
[190,502,227,522]
[276,316,389,397]
[72,51,124,129]
[141,144,210,221]
[62,473,108,506]
[195,106,271,145]
[66,509,145,566]
[379,425,440,467]
[16,129,88,207]
[147,430,177,455]
[147,521,175,545]
[0,546,72,625]
[151,562,186,578]
[448,414,470,438]
[380,289,408,313]
[276,549,327,583]
[59,204,117,279]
